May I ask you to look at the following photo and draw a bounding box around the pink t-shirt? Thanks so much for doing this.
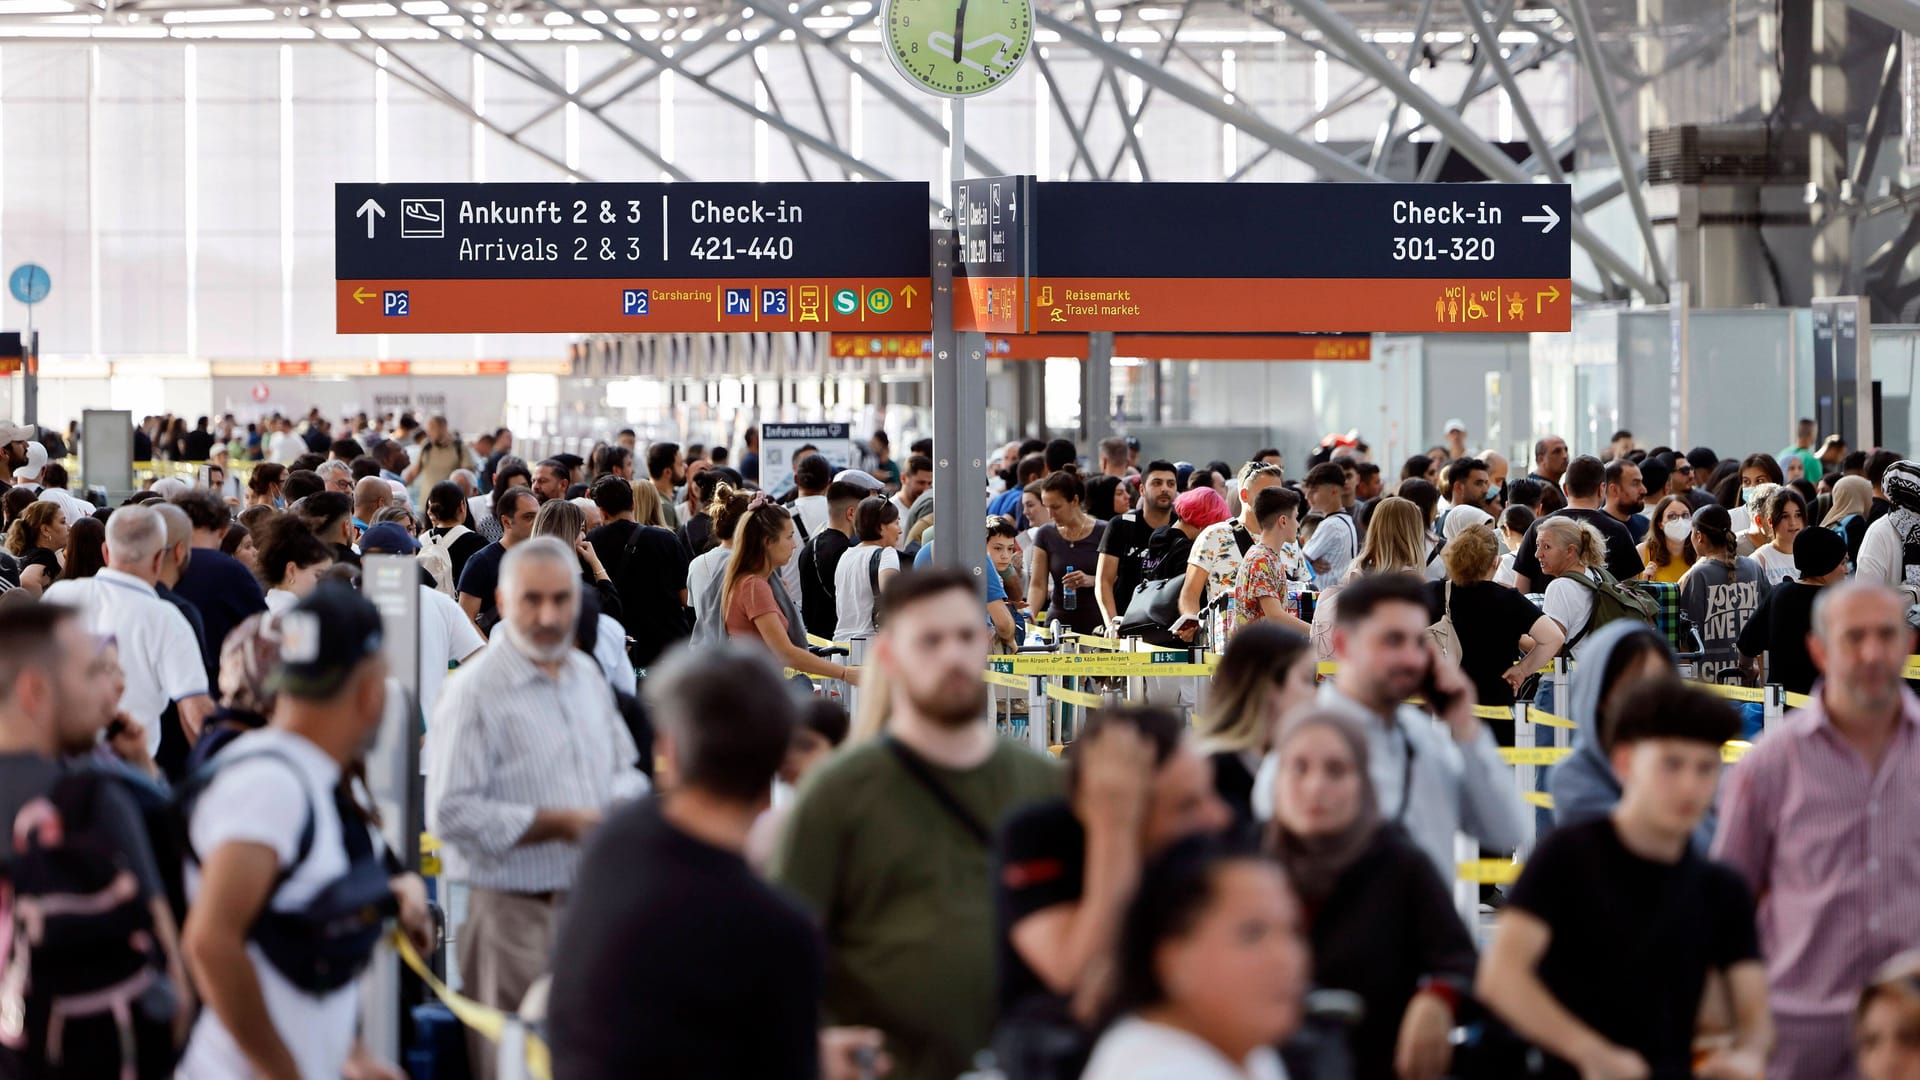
[725,573,786,641]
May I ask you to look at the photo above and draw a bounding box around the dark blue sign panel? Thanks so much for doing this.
[337,181,933,334]
[955,178,1573,334]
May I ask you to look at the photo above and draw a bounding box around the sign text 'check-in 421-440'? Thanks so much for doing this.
[334,181,931,334]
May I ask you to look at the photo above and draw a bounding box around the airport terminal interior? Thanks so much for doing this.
[7,0,1920,1077]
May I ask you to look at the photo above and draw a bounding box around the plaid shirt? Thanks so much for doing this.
[1629,580,1688,652]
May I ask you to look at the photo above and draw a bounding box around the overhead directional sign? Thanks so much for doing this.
[336,182,933,334]
[955,178,1573,334]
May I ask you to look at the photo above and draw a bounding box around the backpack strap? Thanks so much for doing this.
[180,749,317,892]
[884,737,990,846]
[868,548,885,605]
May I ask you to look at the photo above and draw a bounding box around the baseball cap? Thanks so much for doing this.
[1793,524,1848,579]
[267,583,385,700]
[833,469,886,492]
[11,441,47,481]
[359,522,421,555]
[0,422,29,444]
[1444,419,1468,436]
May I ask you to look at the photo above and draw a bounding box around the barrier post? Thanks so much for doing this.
[1762,684,1786,728]
[845,636,870,721]
[1029,675,1051,754]
[1453,833,1478,926]
[1513,702,1536,855]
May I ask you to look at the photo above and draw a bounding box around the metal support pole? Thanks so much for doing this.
[1559,0,1668,290]
[1811,0,1852,298]
[931,203,990,583]
[1082,331,1114,449]
[1514,702,1536,854]
[22,328,37,428]
[1368,0,1437,172]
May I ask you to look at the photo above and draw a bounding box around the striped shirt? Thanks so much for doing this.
[1711,685,1920,1019]
[426,634,649,893]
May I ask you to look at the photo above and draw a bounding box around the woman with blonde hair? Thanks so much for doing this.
[1856,952,1920,1080]
[1351,496,1428,579]
[1428,523,1563,730]
[1534,516,1611,655]
[1196,624,1317,831]
[722,493,855,683]
[630,476,670,529]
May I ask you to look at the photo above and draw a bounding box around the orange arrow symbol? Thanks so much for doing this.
[900,284,918,309]
[353,287,374,305]
[1535,285,1561,314]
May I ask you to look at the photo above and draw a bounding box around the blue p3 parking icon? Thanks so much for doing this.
[761,288,788,317]
[724,288,753,316]
[623,289,650,316]
[382,290,409,317]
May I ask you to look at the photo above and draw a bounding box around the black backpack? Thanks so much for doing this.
[0,771,178,1078]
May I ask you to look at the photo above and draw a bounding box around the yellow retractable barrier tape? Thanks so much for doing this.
[1458,859,1523,885]
[1703,684,1765,704]
[1523,791,1555,810]
[1063,634,1132,652]
[1472,705,1513,721]
[991,655,1216,677]
[984,669,1029,690]
[1525,707,1577,730]
[1502,746,1574,765]
[787,667,859,682]
[1048,685,1108,709]
[1723,741,1751,763]
[1317,661,1341,675]
[806,634,851,651]
[393,931,552,1080]
[1906,657,1920,680]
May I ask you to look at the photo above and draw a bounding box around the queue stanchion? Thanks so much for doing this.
[1513,701,1536,856]
[1762,683,1785,730]
[845,636,870,720]
[1453,833,1478,926]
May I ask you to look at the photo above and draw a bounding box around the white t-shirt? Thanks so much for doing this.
[1752,543,1799,586]
[687,546,731,627]
[269,430,305,465]
[265,588,300,614]
[832,544,900,640]
[41,569,208,755]
[418,584,485,719]
[791,494,831,539]
[1542,569,1598,652]
[1302,510,1359,585]
[1081,1017,1289,1080]
[177,731,378,1080]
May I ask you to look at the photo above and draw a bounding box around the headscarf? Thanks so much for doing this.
[1441,504,1493,543]
[1267,709,1379,906]
[1822,475,1874,528]
[1884,462,1920,580]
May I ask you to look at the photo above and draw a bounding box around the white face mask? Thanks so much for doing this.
[1663,518,1693,543]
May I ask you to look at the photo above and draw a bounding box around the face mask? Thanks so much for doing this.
[1739,486,1753,505]
[1663,518,1693,543]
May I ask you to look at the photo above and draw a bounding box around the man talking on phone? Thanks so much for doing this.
[1318,574,1527,881]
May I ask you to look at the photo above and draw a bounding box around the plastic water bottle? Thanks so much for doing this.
[1061,565,1078,611]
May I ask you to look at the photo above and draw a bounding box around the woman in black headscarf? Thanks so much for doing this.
[1267,709,1477,1080]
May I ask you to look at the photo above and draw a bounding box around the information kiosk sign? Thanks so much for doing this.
[956,178,1573,333]
[336,182,933,334]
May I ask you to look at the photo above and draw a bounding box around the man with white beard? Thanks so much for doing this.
[427,536,650,1079]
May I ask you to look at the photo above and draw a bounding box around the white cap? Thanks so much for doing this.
[0,422,29,444]
[38,488,94,518]
[10,441,46,481]
[149,476,190,500]
[386,479,411,507]
[1444,418,1468,435]
[833,469,886,492]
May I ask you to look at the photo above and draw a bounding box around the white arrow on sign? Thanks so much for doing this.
[357,198,386,239]
[1522,205,1560,234]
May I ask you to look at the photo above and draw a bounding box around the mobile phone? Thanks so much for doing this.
[1169,613,1201,633]
[105,717,128,740]
[1420,648,1460,713]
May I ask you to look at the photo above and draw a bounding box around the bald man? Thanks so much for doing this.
[353,476,392,529]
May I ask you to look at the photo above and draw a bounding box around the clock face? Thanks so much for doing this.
[884,0,1033,98]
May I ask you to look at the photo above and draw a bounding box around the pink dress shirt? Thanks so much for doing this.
[1711,684,1920,1078]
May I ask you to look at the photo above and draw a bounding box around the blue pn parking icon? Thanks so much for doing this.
[724,288,753,316]
[623,289,650,316]
[382,290,409,317]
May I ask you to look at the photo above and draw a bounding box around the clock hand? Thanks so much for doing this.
[951,0,968,63]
